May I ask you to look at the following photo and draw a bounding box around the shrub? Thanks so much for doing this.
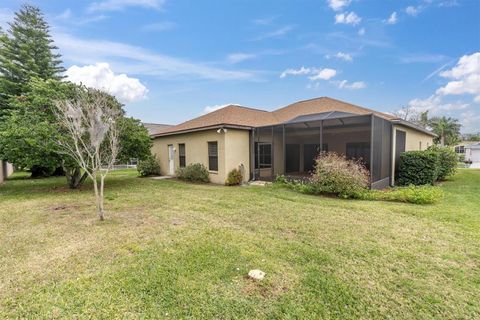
[427,145,457,181]
[176,163,209,183]
[397,150,439,186]
[356,185,444,204]
[225,168,243,186]
[311,152,370,197]
[137,155,161,177]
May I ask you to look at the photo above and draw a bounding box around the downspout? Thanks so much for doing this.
[271,126,274,179]
[252,129,256,181]
[390,123,395,186]
[282,124,286,175]
[370,115,374,189]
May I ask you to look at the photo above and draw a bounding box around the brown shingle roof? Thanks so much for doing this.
[153,97,398,137]
[272,97,396,123]
[155,105,277,136]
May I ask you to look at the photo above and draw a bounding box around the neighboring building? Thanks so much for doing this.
[453,141,476,156]
[0,160,14,184]
[151,97,435,188]
[465,142,480,164]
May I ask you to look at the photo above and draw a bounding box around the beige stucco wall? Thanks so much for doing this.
[391,125,435,184]
[151,129,250,184]
[224,129,250,182]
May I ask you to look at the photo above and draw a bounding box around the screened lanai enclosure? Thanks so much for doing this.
[251,112,392,189]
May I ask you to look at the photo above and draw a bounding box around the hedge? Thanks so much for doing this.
[397,150,439,186]
[427,145,457,181]
[176,163,210,183]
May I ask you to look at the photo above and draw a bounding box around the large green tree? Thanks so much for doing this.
[0,78,153,184]
[117,117,152,164]
[429,116,461,146]
[0,5,152,184]
[0,78,79,177]
[0,5,66,176]
[0,4,64,114]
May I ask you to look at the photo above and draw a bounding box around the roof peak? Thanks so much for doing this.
[220,104,269,112]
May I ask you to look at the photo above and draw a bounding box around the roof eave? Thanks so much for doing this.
[391,119,438,137]
[151,124,253,137]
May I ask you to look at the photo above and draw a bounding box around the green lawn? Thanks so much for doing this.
[0,169,479,319]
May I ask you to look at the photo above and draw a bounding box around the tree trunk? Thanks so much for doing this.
[93,175,104,221]
[65,166,88,189]
[440,135,445,146]
[100,175,105,220]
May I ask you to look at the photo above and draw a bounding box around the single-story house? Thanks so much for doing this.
[151,97,435,188]
[465,142,480,165]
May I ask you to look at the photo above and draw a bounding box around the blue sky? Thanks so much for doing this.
[1,0,479,132]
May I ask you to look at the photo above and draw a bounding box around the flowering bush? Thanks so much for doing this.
[311,152,370,197]
[274,152,370,198]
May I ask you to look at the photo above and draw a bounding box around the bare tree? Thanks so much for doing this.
[54,89,121,220]
[393,106,429,128]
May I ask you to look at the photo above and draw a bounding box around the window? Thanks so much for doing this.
[208,141,218,171]
[178,143,186,168]
[254,142,272,169]
[455,146,465,154]
[419,141,422,150]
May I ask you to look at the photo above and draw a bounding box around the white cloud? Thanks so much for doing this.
[54,32,255,81]
[408,95,468,114]
[358,27,366,36]
[405,6,419,16]
[280,66,312,78]
[227,53,257,64]
[386,12,398,24]
[335,12,361,26]
[253,25,294,41]
[326,52,353,62]
[327,0,351,11]
[280,67,337,81]
[309,68,337,81]
[334,80,367,89]
[436,52,480,101]
[88,0,165,12]
[142,21,176,32]
[203,103,238,114]
[406,53,479,132]
[65,63,148,102]
[54,9,108,26]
